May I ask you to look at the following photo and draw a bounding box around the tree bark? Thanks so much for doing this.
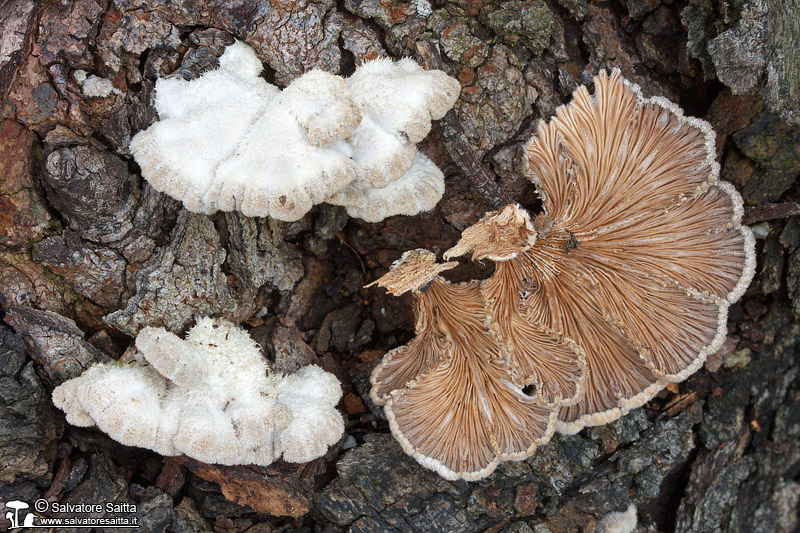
[1,0,798,531]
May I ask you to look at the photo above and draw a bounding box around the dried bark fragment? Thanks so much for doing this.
[36,0,105,67]
[41,143,139,244]
[173,498,213,533]
[582,3,674,99]
[760,235,784,294]
[243,0,344,86]
[744,202,800,224]
[344,0,417,29]
[555,0,587,20]
[704,90,765,158]
[174,457,311,518]
[626,0,660,20]
[427,8,488,69]
[96,8,181,74]
[787,249,800,318]
[104,212,240,336]
[0,0,35,97]
[115,0,345,86]
[4,306,109,386]
[482,0,566,59]
[128,486,175,532]
[444,203,537,261]
[680,0,716,79]
[318,406,703,531]
[675,320,800,532]
[57,454,132,523]
[117,182,181,265]
[42,456,90,502]
[780,218,800,248]
[705,0,800,125]
[318,434,463,528]
[455,45,538,158]
[3,32,68,131]
[0,325,61,484]
[414,40,513,210]
[224,213,304,292]
[0,119,53,249]
[32,230,127,309]
[155,458,185,497]
[730,111,800,204]
[305,204,348,255]
[313,303,364,353]
[271,322,317,374]
[340,17,387,63]
[0,251,89,322]
[636,7,689,77]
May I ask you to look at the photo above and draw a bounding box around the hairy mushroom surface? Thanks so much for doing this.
[345,57,461,188]
[370,70,755,480]
[130,41,459,222]
[53,317,344,465]
[327,152,447,223]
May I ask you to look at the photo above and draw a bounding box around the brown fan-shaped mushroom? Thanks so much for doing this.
[443,205,589,408]
[518,70,755,431]
[369,250,556,481]
[369,70,755,479]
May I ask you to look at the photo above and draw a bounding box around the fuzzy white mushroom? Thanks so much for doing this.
[207,69,361,220]
[130,41,460,222]
[76,73,122,98]
[52,317,344,465]
[596,504,638,533]
[130,42,280,215]
[327,152,447,222]
[345,57,461,188]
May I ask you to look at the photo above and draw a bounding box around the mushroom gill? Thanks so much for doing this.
[521,70,755,431]
[369,70,755,479]
[443,206,589,408]
[370,250,556,481]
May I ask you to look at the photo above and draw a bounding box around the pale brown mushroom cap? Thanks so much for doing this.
[369,250,556,480]
[370,69,755,479]
[520,69,755,431]
[369,249,458,403]
[366,248,457,296]
[444,208,588,407]
[443,204,537,262]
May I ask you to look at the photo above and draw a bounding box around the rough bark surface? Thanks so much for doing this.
[0,0,798,531]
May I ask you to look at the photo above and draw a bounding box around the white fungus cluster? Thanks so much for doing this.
[52,317,344,465]
[596,504,637,533]
[130,41,460,222]
[73,70,122,98]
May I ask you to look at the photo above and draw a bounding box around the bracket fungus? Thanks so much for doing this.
[130,41,460,222]
[368,250,557,481]
[370,70,755,480]
[52,317,344,465]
